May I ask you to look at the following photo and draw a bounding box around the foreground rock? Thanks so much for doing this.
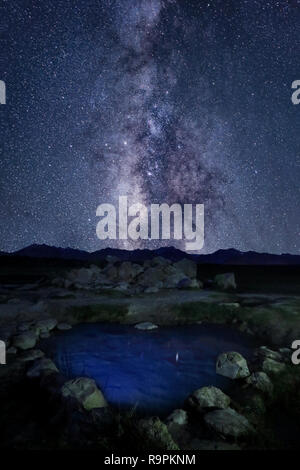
[187,386,230,411]
[136,417,179,450]
[255,346,283,362]
[61,377,107,411]
[214,273,236,291]
[261,358,286,375]
[165,409,188,426]
[216,351,250,379]
[204,408,254,438]
[245,371,273,396]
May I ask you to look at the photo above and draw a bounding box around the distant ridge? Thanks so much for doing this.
[1,244,300,265]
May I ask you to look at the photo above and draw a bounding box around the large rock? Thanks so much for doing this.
[165,409,188,426]
[255,346,283,362]
[13,331,37,350]
[216,351,250,379]
[204,408,254,438]
[174,258,197,279]
[245,371,273,396]
[27,358,59,378]
[61,377,107,411]
[187,386,230,411]
[214,272,236,291]
[165,409,189,447]
[136,417,179,450]
[262,358,286,375]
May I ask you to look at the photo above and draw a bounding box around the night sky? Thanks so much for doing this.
[1,0,300,254]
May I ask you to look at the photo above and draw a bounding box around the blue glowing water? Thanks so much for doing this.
[42,323,255,415]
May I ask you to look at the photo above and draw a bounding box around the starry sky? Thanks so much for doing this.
[1,0,300,254]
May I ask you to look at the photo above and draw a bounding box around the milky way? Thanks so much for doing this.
[1,0,300,253]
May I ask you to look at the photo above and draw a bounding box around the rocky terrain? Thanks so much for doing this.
[0,254,300,450]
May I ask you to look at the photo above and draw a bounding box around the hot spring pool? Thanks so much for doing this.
[41,323,256,415]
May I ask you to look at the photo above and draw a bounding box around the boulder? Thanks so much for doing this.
[165,409,188,426]
[27,358,59,378]
[187,386,230,411]
[216,351,250,379]
[165,409,189,447]
[61,377,107,411]
[204,408,254,438]
[245,371,273,396]
[262,358,286,375]
[134,322,158,330]
[174,258,197,278]
[136,417,179,450]
[214,273,236,291]
[255,346,283,362]
[13,331,37,350]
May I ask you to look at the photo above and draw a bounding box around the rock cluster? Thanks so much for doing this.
[51,256,221,294]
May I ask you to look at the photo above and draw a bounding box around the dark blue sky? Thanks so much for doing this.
[1,0,300,253]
